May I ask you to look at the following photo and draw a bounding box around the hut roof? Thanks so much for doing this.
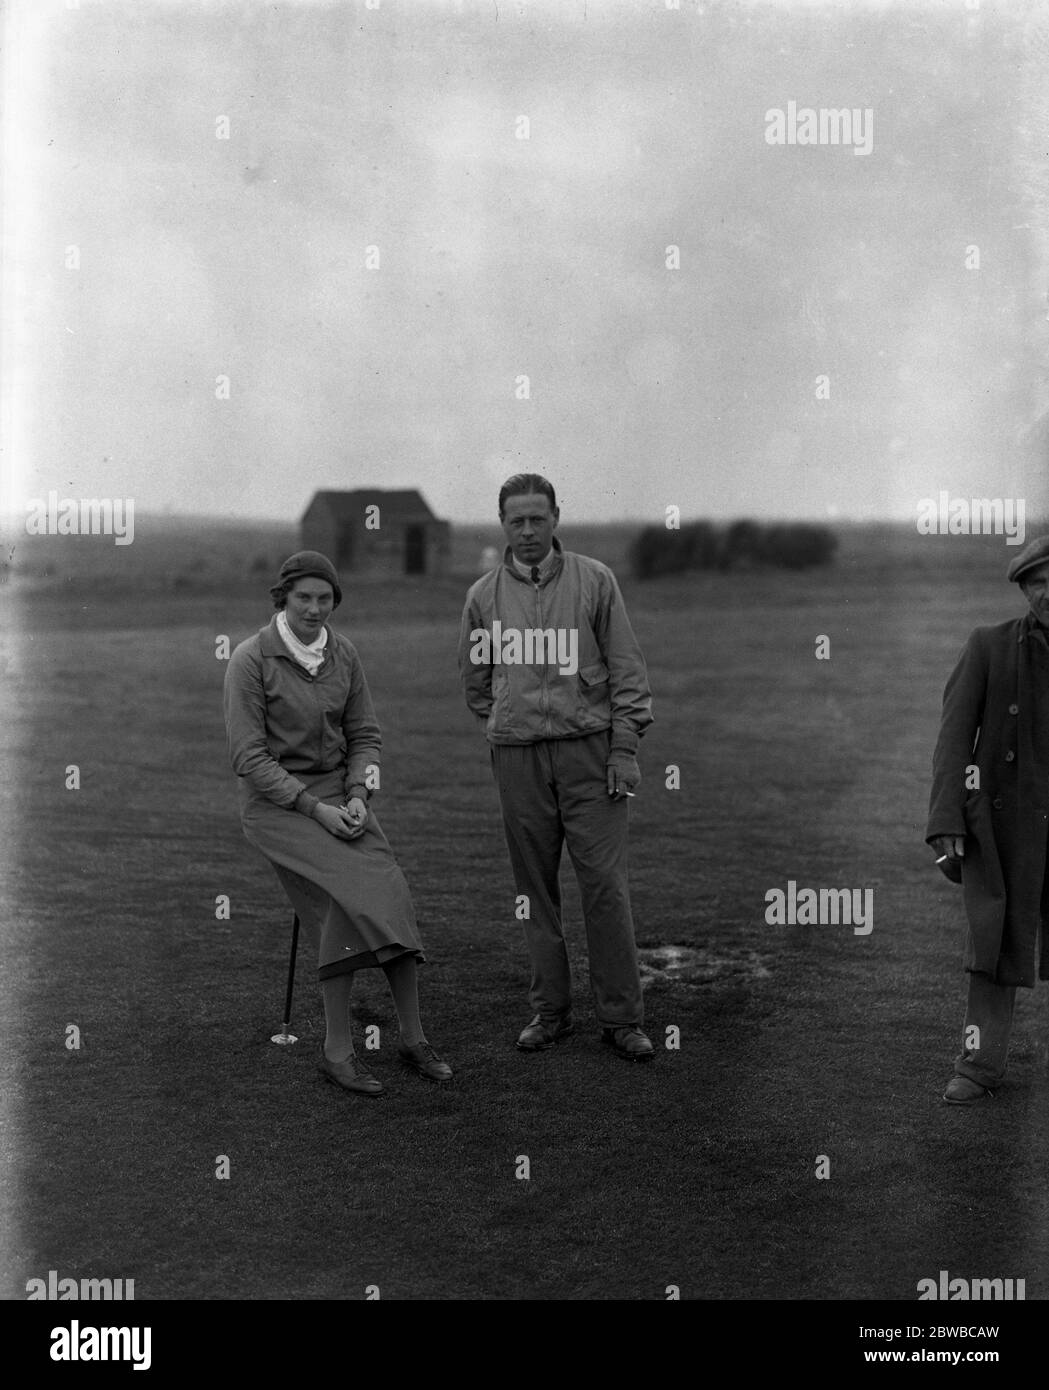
[306,489,439,522]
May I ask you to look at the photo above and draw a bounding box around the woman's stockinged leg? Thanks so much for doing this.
[382,955,452,1082]
[381,955,425,1047]
[321,974,356,1061]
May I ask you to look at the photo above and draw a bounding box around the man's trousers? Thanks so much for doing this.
[490,730,644,1028]
[954,971,1016,1087]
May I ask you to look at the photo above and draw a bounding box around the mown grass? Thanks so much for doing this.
[3,522,1049,1300]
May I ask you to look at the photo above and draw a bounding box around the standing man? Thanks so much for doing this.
[459,473,655,1061]
[927,536,1049,1105]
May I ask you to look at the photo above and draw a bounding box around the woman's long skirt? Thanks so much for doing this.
[239,768,424,978]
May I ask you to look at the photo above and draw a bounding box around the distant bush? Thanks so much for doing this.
[630,526,678,579]
[629,519,838,579]
[682,520,722,570]
[762,522,838,569]
[721,519,766,570]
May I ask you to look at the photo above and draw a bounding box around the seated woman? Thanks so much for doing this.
[223,549,451,1096]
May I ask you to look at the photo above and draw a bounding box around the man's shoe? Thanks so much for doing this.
[943,1075,994,1105]
[398,1040,453,1083]
[602,1026,655,1062]
[516,1015,575,1051]
[318,1050,384,1096]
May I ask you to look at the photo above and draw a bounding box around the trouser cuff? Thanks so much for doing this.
[954,1053,1004,1087]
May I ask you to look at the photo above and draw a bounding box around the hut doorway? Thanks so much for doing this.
[404,524,426,574]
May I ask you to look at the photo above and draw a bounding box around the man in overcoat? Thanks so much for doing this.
[927,536,1049,1104]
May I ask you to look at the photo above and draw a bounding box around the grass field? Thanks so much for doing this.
[3,519,1049,1301]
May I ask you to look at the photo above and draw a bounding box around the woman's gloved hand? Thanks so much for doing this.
[314,799,368,840]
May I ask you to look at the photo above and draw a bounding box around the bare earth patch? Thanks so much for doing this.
[637,943,772,989]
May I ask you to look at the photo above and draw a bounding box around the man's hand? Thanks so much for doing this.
[931,834,965,862]
[606,753,641,800]
[314,800,368,840]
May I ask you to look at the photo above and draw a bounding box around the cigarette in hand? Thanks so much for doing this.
[935,855,948,864]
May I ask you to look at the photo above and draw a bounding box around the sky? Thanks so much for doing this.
[3,0,1048,526]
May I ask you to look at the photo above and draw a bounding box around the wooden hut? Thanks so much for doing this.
[301,489,450,576]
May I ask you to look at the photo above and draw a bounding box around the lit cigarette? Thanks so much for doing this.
[935,855,948,864]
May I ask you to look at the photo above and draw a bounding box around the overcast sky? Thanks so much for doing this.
[4,0,1048,525]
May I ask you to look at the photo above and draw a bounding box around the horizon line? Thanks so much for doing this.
[3,511,1030,529]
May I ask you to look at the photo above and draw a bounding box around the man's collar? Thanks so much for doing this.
[505,535,563,579]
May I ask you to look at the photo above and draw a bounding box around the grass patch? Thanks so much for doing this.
[3,523,1049,1300]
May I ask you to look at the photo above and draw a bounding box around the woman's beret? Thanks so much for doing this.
[275,550,343,606]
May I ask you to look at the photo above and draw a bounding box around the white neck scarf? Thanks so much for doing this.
[277,609,328,675]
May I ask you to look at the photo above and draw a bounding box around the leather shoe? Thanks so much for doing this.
[516,1014,575,1051]
[602,1026,655,1062]
[318,1050,384,1096]
[398,1040,453,1082]
[943,1075,993,1105]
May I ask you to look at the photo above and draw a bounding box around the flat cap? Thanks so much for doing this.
[274,550,342,606]
[1006,535,1049,584]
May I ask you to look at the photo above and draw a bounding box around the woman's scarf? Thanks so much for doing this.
[276,608,328,675]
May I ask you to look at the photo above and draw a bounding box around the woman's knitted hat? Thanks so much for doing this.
[273,550,342,607]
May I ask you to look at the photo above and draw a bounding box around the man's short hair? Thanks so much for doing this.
[498,473,557,519]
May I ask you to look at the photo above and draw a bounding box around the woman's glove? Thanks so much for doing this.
[313,800,368,840]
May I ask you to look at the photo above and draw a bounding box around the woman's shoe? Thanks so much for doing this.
[398,1040,453,1082]
[318,1049,384,1096]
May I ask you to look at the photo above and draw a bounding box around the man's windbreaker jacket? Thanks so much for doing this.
[458,538,653,754]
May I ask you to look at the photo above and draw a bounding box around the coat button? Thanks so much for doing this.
[1009,704,1019,715]
[1005,751,1015,762]
[993,797,1003,809]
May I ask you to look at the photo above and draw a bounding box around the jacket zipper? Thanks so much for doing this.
[534,573,551,737]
